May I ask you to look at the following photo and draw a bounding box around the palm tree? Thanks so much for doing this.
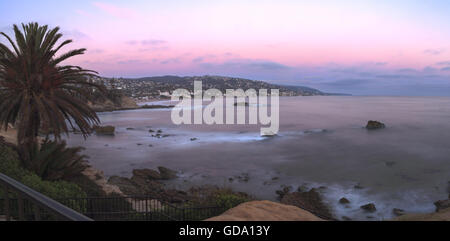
[0,22,103,163]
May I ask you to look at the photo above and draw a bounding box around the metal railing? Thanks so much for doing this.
[0,172,226,221]
[0,173,93,221]
[0,195,226,221]
[55,196,227,221]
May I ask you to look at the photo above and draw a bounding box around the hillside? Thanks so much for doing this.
[95,75,325,100]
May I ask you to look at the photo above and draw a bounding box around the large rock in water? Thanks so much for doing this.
[434,199,450,212]
[132,168,162,180]
[280,188,333,219]
[93,125,115,135]
[360,203,377,212]
[205,200,323,221]
[365,120,385,130]
[158,166,177,180]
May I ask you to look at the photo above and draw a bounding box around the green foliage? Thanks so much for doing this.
[187,186,252,210]
[214,193,251,210]
[0,144,86,200]
[0,22,104,162]
[27,139,89,181]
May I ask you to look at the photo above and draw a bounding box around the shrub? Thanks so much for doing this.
[0,144,86,200]
[27,139,89,181]
[214,193,251,210]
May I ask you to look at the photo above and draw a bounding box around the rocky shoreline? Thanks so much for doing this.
[88,96,174,112]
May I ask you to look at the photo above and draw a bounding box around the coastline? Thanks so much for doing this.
[2,96,450,221]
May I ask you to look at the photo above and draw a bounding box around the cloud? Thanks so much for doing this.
[436,61,450,66]
[424,48,445,55]
[192,57,204,63]
[441,67,450,71]
[88,49,105,54]
[319,78,374,88]
[117,59,148,65]
[126,39,167,46]
[93,2,138,19]
[204,59,291,71]
[139,46,169,52]
[397,68,419,73]
[141,39,167,45]
[63,29,91,41]
[160,58,180,65]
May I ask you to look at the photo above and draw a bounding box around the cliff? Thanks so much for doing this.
[89,96,139,112]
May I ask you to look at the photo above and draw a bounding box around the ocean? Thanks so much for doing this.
[65,96,450,220]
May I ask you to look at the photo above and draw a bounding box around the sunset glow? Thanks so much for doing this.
[1,0,450,95]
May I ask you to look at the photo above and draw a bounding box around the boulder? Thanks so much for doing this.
[281,188,333,219]
[339,197,350,204]
[393,208,406,216]
[93,125,115,135]
[108,176,142,196]
[275,185,292,200]
[366,120,386,130]
[157,166,178,180]
[434,199,450,212]
[132,168,162,180]
[360,203,377,212]
[341,216,352,221]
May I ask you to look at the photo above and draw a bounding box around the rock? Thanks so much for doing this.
[434,199,450,212]
[297,184,309,193]
[149,129,155,133]
[354,183,364,189]
[136,143,143,146]
[157,166,177,180]
[236,173,250,183]
[271,177,279,181]
[341,216,352,221]
[366,120,386,130]
[157,130,162,133]
[190,138,198,141]
[276,185,292,200]
[393,208,406,216]
[385,161,396,167]
[132,168,162,180]
[281,188,333,219]
[360,203,377,212]
[339,197,350,204]
[108,176,142,196]
[126,127,135,130]
[93,125,115,135]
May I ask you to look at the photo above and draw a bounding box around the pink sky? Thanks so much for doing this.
[2,0,450,94]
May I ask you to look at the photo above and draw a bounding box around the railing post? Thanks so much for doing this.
[33,203,41,221]
[3,185,10,221]
[18,194,24,221]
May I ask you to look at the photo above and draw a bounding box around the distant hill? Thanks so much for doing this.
[97,75,327,98]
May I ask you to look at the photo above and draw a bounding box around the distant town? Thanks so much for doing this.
[89,75,326,102]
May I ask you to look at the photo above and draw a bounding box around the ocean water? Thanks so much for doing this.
[65,96,450,220]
